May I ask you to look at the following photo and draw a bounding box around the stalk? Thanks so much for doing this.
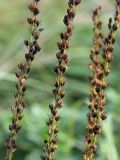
[40,1,81,160]
[4,0,42,160]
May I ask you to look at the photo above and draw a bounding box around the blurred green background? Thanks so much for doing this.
[0,0,120,160]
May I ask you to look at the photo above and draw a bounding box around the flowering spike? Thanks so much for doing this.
[40,0,81,160]
[4,1,42,160]
[83,1,120,160]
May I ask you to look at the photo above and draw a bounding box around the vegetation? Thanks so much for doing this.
[0,0,120,160]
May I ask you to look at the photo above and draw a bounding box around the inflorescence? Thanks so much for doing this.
[40,1,81,160]
[4,0,42,160]
[83,1,120,160]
